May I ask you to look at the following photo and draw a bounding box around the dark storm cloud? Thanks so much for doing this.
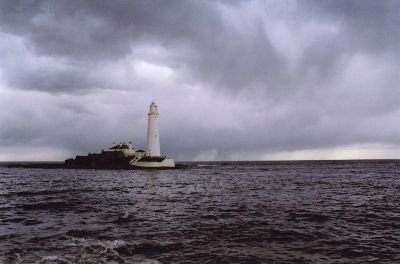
[0,0,290,94]
[0,0,225,95]
[8,65,98,93]
[0,0,222,60]
[1,0,400,93]
[302,0,400,54]
[1,0,400,160]
[189,24,291,95]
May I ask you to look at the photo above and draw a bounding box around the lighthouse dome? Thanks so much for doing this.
[148,101,158,115]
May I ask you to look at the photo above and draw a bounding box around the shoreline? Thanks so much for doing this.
[4,162,188,170]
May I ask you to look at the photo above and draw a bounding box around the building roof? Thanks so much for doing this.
[109,144,130,150]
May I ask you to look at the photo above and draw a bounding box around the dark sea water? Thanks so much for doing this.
[1,160,400,264]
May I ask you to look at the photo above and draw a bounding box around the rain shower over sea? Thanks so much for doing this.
[1,160,399,263]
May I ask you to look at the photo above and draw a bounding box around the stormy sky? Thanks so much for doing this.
[1,0,400,161]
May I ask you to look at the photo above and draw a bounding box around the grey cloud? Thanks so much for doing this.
[8,66,97,93]
[0,0,222,60]
[2,0,400,96]
[302,0,400,54]
[188,24,291,95]
[1,0,292,96]
[0,0,339,97]
[0,0,225,94]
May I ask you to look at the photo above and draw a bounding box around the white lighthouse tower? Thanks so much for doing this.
[131,101,175,168]
[147,101,161,156]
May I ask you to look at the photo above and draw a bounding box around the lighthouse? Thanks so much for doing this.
[131,101,175,167]
[66,100,175,169]
[147,101,161,156]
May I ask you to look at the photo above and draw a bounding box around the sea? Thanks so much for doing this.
[0,160,399,264]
